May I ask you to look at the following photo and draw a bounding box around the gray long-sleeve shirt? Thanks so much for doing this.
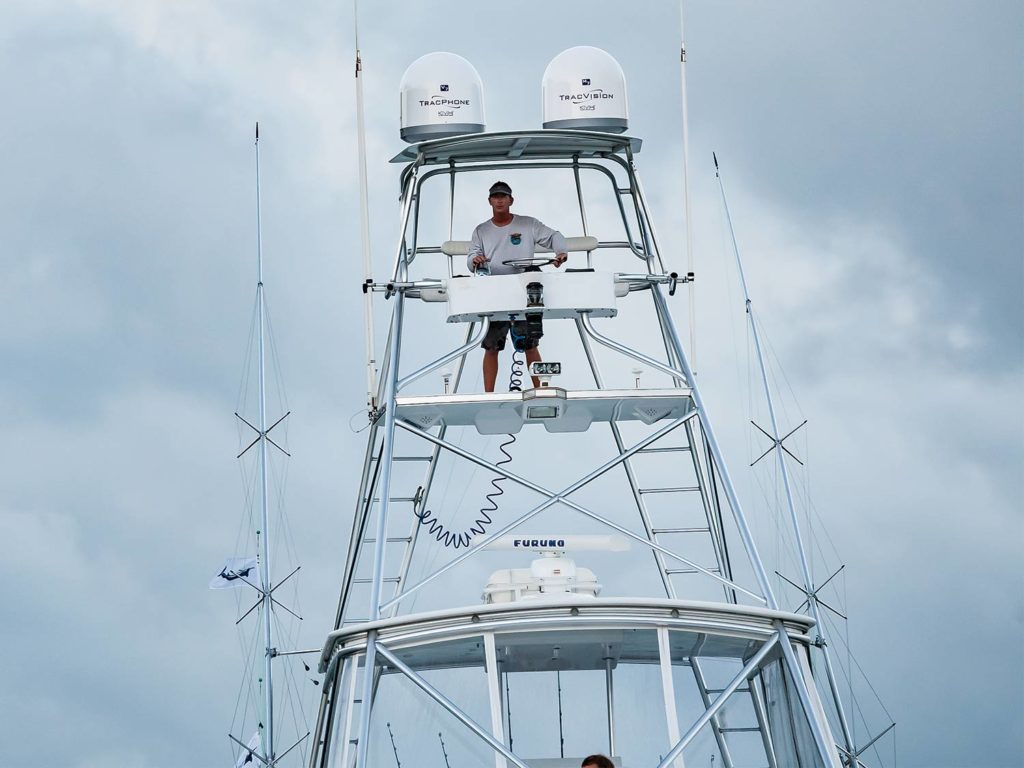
[466,215,568,275]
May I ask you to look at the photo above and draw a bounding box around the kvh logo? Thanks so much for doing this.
[513,538,566,548]
[440,84,449,91]
[581,78,591,86]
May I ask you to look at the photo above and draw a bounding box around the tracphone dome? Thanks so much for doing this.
[400,52,486,143]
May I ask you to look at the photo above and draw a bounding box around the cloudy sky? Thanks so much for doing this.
[1,1,1020,767]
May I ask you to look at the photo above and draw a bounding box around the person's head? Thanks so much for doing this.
[581,756,615,768]
[488,180,513,216]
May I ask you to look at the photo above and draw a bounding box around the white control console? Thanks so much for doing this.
[446,271,626,322]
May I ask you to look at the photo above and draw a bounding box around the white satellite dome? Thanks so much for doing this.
[542,46,629,133]
[399,52,486,143]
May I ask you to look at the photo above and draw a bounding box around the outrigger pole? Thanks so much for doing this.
[254,122,276,763]
[228,124,308,768]
[679,0,697,373]
[714,153,856,761]
[354,0,379,413]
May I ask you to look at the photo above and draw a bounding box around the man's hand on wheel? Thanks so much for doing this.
[472,254,488,269]
[553,253,567,267]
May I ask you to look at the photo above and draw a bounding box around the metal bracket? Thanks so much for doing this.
[775,566,848,620]
[229,731,310,768]
[236,411,291,459]
[750,419,806,467]
[364,278,444,300]
[235,566,305,625]
[835,722,897,768]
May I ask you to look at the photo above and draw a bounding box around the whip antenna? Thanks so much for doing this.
[679,0,697,374]
[354,0,379,413]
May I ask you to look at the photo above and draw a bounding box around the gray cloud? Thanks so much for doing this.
[0,1,1020,767]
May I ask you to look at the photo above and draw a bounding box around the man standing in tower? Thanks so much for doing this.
[468,181,568,392]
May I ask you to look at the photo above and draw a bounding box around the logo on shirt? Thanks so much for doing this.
[510,233,522,245]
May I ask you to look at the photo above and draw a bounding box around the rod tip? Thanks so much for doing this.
[255,121,259,140]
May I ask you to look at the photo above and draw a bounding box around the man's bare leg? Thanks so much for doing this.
[526,347,542,388]
[483,348,500,393]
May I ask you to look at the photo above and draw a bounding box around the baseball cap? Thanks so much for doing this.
[488,181,512,196]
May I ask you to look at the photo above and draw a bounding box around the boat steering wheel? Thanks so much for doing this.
[501,256,558,268]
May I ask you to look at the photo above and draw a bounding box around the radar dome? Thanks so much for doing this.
[399,52,486,143]
[542,46,628,133]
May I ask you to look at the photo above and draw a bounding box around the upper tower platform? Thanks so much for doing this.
[390,129,642,166]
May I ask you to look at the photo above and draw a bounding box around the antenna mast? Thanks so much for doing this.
[254,122,276,763]
[714,154,856,758]
[354,0,379,413]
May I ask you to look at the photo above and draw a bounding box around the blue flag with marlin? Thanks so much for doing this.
[209,557,258,590]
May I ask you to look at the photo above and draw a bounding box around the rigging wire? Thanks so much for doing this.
[262,326,316,761]
[224,127,312,766]
[229,445,261,755]
[845,576,856,749]
[438,732,451,768]
[270,600,313,765]
[505,668,514,750]
[820,608,897,723]
[236,295,260,419]
[386,722,402,767]
[749,310,854,616]
[230,607,264,752]
[745,311,850,603]
[816,598,897,766]
[556,669,565,758]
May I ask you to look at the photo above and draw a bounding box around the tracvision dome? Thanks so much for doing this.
[542,46,629,133]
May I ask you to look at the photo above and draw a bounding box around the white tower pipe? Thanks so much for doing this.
[354,1,378,412]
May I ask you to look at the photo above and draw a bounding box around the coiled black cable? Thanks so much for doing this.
[415,337,525,549]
